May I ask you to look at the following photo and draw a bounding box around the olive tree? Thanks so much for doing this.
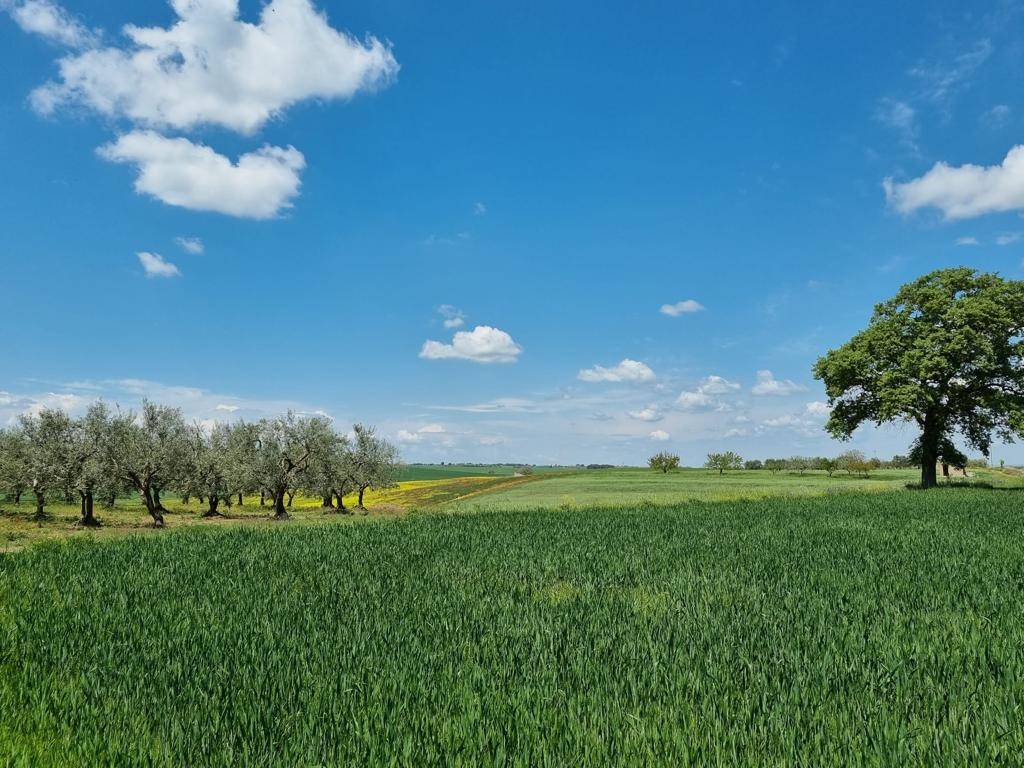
[0,426,30,506]
[305,430,353,512]
[184,423,237,517]
[65,402,112,527]
[815,268,1024,488]
[14,409,77,521]
[349,424,401,511]
[102,401,191,527]
[248,412,333,519]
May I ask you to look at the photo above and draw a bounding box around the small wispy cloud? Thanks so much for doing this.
[909,39,992,108]
[996,232,1022,246]
[2,0,98,49]
[659,299,705,316]
[176,236,204,254]
[955,236,980,246]
[137,251,180,278]
[473,201,487,216]
[981,104,1011,128]
[875,97,918,151]
[437,304,466,329]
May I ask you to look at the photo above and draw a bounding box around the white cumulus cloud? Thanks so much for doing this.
[675,374,741,411]
[419,325,522,364]
[676,391,713,410]
[660,299,705,316]
[137,251,180,278]
[696,375,740,395]
[649,429,670,441]
[29,0,398,134]
[578,359,655,383]
[751,370,807,397]
[98,131,305,219]
[627,406,663,422]
[884,145,1024,220]
[805,401,831,418]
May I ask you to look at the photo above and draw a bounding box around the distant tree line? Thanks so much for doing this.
[647,450,988,477]
[0,401,401,527]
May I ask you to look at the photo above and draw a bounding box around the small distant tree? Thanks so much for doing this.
[820,458,838,477]
[836,450,866,476]
[705,451,742,475]
[787,456,811,474]
[764,458,785,474]
[744,459,763,471]
[648,452,680,473]
[516,465,534,476]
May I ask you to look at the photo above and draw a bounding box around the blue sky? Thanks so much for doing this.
[2,0,1024,465]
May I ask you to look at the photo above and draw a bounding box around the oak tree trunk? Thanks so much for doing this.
[919,425,939,489]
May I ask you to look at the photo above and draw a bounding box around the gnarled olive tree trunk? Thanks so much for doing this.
[78,490,99,527]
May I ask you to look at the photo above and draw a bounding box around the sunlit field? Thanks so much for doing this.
[3,489,1024,765]
[448,466,1024,510]
[399,464,570,480]
[5,467,1022,551]
[0,475,532,552]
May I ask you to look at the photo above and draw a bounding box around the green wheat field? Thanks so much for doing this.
[3,487,1024,765]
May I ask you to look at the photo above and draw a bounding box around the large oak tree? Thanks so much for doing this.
[814,268,1024,488]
